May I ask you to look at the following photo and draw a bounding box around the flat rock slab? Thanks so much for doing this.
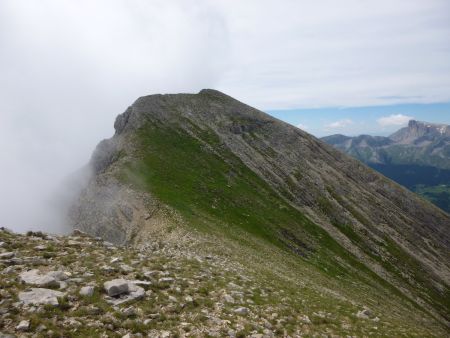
[20,269,59,288]
[19,288,64,306]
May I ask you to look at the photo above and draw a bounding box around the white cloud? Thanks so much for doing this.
[214,0,450,109]
[325,119,354,129]
[377,114,414,127]
[296,123,309,130]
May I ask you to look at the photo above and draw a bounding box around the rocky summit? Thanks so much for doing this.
[2,90,449,337]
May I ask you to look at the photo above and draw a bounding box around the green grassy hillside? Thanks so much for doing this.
[114,122,448,336]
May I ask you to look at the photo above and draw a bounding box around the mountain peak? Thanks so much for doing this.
[390,119,450,143]
[198,88,228,96]
[71,91,450,331]
[113,89,277,139]
[408,119,449,131]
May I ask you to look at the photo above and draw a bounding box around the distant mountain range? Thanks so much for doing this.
[322,120,450,212]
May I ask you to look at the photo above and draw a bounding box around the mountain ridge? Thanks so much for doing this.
[69,90,450,334]
[322,120,450,167]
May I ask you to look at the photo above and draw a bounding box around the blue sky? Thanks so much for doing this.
[269,102,450,137]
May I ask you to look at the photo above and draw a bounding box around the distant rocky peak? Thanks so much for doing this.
[408,120,449,133]
[390,119,450,143]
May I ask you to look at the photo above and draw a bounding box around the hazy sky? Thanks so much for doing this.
[1,0,449,232]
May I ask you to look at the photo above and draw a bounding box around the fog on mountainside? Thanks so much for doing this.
[0,1,228,233]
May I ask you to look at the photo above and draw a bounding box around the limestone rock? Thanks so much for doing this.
[223,294,235,304]
[106,282,144,306]
[47,271,69,281]
[128,280,152,287]
[298,314,311,324]
[20,269,59,288]
[158,277,174,284]
[0,252,15,259]
[15,320,29,332]
[233,307,249,315]
[104,279,129,297]
[356,308,373,319]
[121,306,136,317]
[79,286,95,297]
[18,288,64,306]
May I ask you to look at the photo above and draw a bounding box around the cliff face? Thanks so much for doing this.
[70,89,450,329]
[390,120,450,143]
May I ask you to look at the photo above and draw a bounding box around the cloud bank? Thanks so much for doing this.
[0,0,229,232]
[377,114,414,127]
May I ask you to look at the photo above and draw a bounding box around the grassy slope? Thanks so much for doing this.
[118,121,447,336]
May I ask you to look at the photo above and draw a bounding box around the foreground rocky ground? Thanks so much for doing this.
[0,228,444,337]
